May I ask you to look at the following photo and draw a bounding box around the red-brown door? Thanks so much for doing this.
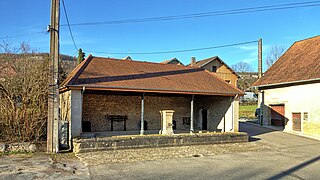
[271,105,285,126]
[292,113,302,132]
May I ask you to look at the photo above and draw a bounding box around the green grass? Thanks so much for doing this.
[239,104,257,119]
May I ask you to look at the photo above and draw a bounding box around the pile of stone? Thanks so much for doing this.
[0,142,37,153]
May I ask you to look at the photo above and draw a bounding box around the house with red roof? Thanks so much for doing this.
[190,56,240,87]
[253,35,320,138]
[60,55,244,144]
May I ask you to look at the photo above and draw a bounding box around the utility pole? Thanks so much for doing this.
[257,38,263,125]
[258,38,262,78]
[47,0,60,153]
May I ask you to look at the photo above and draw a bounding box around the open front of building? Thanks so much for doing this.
[60,89,239,138]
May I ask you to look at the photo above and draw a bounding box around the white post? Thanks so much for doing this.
[190,94,194,133]
[140,93,145,135]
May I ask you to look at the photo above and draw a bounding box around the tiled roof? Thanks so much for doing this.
[254,35,320,87]
[61,55,243,96]
[160,58,184,66]
[190,56,239,78]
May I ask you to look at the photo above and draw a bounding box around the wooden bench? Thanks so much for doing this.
[108,115,127,131]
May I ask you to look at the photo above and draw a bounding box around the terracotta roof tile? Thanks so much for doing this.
[61,55,243,96]
[254,35,320,87]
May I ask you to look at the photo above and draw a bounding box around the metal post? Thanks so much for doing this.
[140,93,145,135]
[47,0,60,153]
[190,94,194,133]
[258,38,263,78]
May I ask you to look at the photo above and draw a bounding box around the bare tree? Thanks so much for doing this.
[0,41,48,142]
[265,44,286,68]
[231,61,253,73]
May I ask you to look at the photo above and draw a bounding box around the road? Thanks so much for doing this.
[88,122,320,180]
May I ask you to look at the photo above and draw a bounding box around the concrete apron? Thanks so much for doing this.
[73,131,249,153]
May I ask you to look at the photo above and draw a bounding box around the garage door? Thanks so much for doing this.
[271,105,285,126]
[292,113,302,132]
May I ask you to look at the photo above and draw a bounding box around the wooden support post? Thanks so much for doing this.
[140,93,145,135]
[190,94,194,133]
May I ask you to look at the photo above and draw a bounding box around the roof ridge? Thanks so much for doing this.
[197,56,240,78]
[92,55,193,69]
[294,34,320,44]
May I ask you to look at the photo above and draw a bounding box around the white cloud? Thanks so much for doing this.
[239,45,257,51]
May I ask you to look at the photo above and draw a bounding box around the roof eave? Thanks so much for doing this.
[253,78,320,88]
[66,85,240,96]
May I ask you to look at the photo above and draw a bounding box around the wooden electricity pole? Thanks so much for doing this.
[258,38,262,78]
[47,0,60,153]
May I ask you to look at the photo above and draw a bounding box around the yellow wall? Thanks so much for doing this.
[201,60,238,87]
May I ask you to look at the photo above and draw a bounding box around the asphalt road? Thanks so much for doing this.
[88,122,320,180]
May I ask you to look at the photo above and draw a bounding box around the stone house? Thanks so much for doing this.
[253,35,320,138]
[190,56,240,87]
[59,55,243,141]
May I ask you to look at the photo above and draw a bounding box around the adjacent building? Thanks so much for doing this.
[190,56,240,87]
[253,35,320,138]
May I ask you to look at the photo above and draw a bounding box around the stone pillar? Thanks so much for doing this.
[159,110,175,135]
[71,89,82,138]
[233,96,240,132]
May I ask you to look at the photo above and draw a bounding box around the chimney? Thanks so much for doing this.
[191,57,196,66]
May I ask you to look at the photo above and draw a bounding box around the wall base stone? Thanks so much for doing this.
[73,132,249,153]
[0,142,38,153]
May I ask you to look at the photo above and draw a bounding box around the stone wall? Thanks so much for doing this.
[82,93,192,132]
[73,132,249,153]
[82,92,236,133]
[0,142,38,153]
[194,96,234,132]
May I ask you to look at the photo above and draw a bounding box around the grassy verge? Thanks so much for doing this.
[240,104,257,119]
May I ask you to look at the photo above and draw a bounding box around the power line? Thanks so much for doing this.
[85,40,258,55]
[61,0,320,26]
[2,1,319,41]
[61,0,78,51]
[0,31,46,40]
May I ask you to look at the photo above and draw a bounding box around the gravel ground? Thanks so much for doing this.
[0,153,90,180]
[76,142,272,166]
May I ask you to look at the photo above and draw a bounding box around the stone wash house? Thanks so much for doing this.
[190,56,240,87]
[59,55,243,140]
[253,35,320,138]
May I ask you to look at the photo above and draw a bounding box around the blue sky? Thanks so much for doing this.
[1,0,320,71]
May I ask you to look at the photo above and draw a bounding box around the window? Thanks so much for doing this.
[211,66,217,72]
[303,112,308,121]
[225,80,231,84]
